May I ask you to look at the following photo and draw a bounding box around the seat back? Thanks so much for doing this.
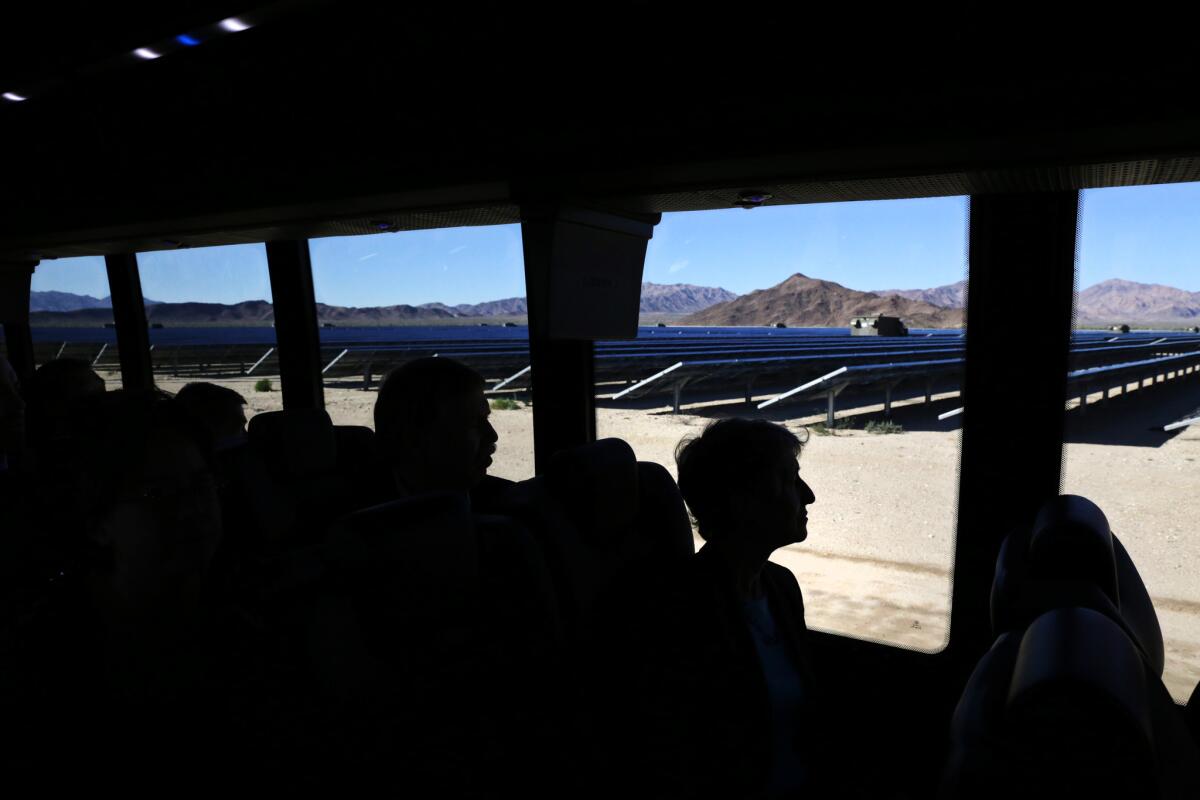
[498,438,693,643]
[991,494,1164,676]
[945,607,1159,799]
[946,495,1193,799]
[247,409,356,539]
[322,492,560,794]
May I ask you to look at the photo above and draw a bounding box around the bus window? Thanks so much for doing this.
[1062,183,1200,701]
[597,198,969,652]
[136,244,278,422]
[29,256,120,389]
[308,225,533,482]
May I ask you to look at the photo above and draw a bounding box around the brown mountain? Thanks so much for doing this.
[1076,279,1200,324]
[682,273,963,328]
[874,280,967,309]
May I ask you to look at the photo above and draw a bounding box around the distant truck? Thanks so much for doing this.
[850,315,908,336]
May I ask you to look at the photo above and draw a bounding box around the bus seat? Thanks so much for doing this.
[248,409,356,537]
[332,424,394,510]
[944,606,1159,799]
[497,438,693,642]
[1112,535,1166,679]
[332,424,376,469]
[322,492,561,793]
[633,460,695,562]
[991,494,1163,677]
[249,408,339,480]
[545,437,641,546]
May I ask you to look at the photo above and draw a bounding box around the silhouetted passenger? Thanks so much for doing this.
[374,357,501,501]
[0,391,289,790]
[25,357,105,454]
[14,359,109,608]
[174,381,249,451]
[612,418,825,799]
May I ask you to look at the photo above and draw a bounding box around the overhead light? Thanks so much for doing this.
[734,190,773,209]
[2,91,26,102]
[176,34,201,46]
[134,47,162,60]
[219,17,252,32]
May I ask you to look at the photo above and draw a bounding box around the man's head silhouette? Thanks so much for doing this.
[375,357,498,495]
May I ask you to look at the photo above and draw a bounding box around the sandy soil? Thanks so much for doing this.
[132,371,1200,701]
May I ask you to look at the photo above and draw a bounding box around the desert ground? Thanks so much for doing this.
[139,371,1200,701]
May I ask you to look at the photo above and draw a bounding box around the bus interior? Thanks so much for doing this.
[1,4,1199,797]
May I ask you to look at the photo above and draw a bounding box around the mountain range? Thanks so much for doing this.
[28,282,737,326]
[29,291,162,312]
[1075,279,1200,324]
[28,278,1200,328]
[874,280,968,310]
[874,278,1200,324]
[684,274,963,328]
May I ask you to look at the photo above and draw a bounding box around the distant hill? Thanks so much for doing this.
[1076,279,1200,325]
[638,283,737,313]
[874,280,967,310]
[28,282,735,326]
[30,290,162,312]
[683,273,963,328]
[30,291,110,312]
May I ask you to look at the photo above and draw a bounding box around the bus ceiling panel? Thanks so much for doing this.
[11,152,1200,259]
[594,155,1200,214]
[0,199,519,261]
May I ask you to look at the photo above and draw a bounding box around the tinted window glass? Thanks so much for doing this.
[597,198,969,651]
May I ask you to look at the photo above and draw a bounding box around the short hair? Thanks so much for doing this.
[375,357,485,450]
[26,358,106,445]
[29,358,105,406]
[175,382,247,411]
[675,418,806,541]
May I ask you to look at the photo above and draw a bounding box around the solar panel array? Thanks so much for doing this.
[29,327,1200,423]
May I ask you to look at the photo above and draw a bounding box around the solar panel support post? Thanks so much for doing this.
[104,253,154,391]
[671,378,692,415]
[883,380,902,417]
[266,240,324,411]
[824,384,847,427]
[925,378,933,405]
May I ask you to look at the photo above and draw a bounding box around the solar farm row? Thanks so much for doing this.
[28,331,1200,423]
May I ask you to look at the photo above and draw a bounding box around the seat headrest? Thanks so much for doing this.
[992,495,1121,636]
[634,461,695,562]
[1028,495,1119,605]
[248,408,337,478]
[333,424,377,461]
[546,438,640,542]
[1112,536,1164,678]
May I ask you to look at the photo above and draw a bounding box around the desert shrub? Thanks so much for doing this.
[811,419,855,436]
[490,397,520,411]
[865,419,904,434]
[254,378,273,393]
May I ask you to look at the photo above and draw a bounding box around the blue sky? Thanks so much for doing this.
[28,186,1200,304]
